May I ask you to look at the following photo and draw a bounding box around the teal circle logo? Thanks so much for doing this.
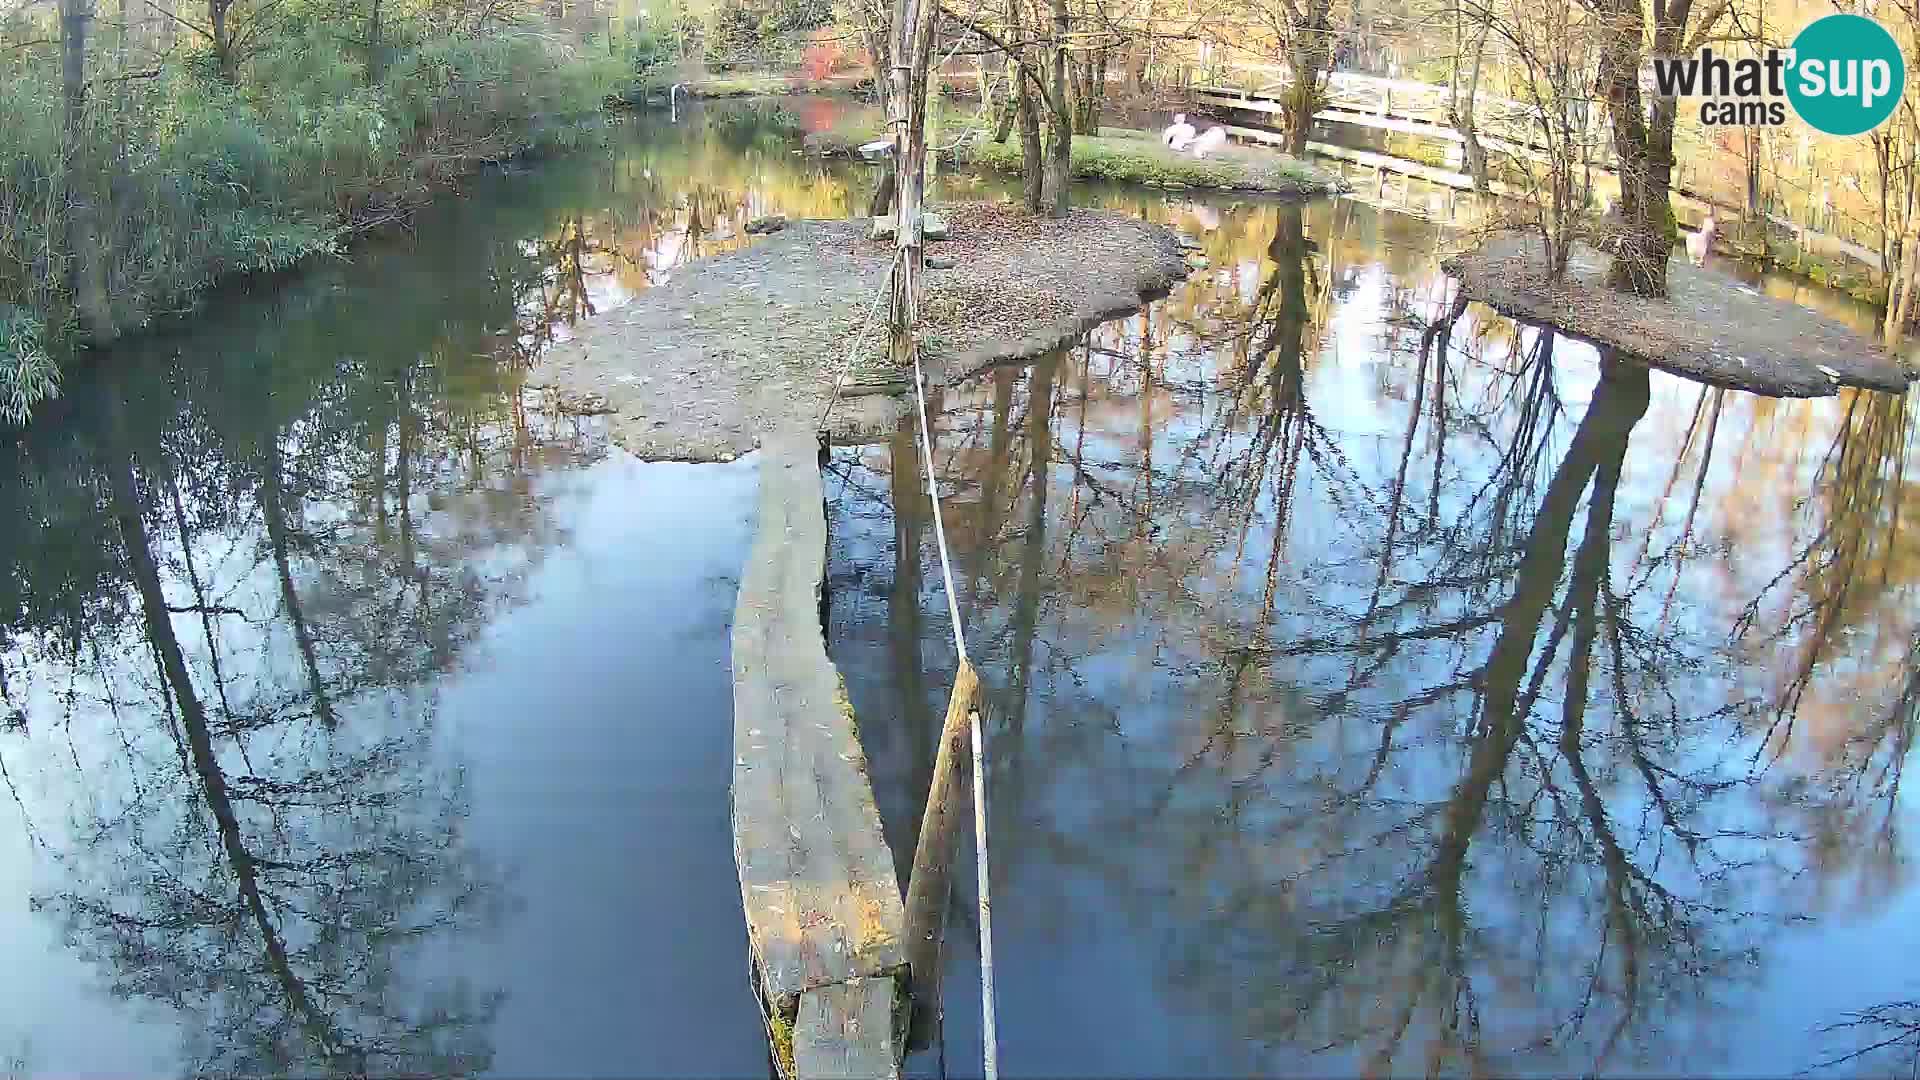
[1787,14,1905,136]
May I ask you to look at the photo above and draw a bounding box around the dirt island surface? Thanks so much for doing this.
[1443,235,1915,398]
[528,201,1190,461]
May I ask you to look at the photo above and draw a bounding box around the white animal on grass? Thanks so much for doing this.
[1188,126,1229,159]
[1685,213,1717,267]
[1162,113,1197,151]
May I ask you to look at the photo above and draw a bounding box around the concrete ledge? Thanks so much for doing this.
[732,429,906,1077]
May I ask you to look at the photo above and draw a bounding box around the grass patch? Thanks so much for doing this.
[679,73,802,97]
[959,130,1337,195]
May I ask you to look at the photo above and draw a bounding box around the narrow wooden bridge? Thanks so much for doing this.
[732,428,906,1078]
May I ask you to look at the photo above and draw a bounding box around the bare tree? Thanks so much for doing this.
[942,0,1075,213]
[1582,0,1732,296]
[1468,0,1596,279]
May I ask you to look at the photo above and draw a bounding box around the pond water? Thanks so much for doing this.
[3,96,1917,1077]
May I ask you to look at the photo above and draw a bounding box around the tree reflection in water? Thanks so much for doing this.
[0,94,1910,1075]
[0,177,614,1072]
[830,196,1920,1075]
[0,94,950,1075]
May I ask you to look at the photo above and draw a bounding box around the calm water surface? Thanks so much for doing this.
[4,98,1917,1076]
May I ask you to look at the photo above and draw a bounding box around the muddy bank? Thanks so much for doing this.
[1443,235,1915,397]
[529,202,1189,461]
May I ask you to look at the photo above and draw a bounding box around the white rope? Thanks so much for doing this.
[816,245,998,1080]
[908,360,968,669]
[817,253,904,431]
[907,344,998,1080]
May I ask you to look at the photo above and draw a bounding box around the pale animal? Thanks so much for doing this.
[1188,126,1229,159]
[1162,114,1197,151]
[1685,213,1717,267]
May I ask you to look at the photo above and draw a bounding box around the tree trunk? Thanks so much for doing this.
[1887,224,1920,343]
[1068,47,1106,132]
[992,54,1016,143]
[1449,2,1491,194]
[60,0,111,341]
[868,167,897,218]
[885,0,938,374]
[1594,0,1680,297]
[1899,232,1919,335]
[1091,48,1106,131]
[1007,0,1043,213]
[367,0,384,83]
[1282,0,1335,158]
[210,0,234,79]
[1015,72,1043,211]
[1043,0,1070,217]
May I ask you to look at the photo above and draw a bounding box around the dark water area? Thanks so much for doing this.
[3,95,1917,1077]
[826,194,1920,1073]
[0,109,790,1076]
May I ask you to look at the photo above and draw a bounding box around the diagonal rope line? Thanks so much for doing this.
[908,353,969,669]
[818,251,906,431]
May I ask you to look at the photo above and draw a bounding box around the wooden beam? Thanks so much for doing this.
[902,660,979,1044]
[732,430,908,1078]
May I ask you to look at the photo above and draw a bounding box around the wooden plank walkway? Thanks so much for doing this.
[732,428,907,1079]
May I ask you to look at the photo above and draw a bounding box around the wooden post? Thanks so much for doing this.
[902,660,979,1047]
[885,0,938,377]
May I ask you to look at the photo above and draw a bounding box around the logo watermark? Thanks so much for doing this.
[1646,13,1906,135]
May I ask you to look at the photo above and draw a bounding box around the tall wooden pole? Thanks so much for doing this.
[886,0,938,375]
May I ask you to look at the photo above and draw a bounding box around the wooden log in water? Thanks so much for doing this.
[732,428,907,1078]
[901,660,980,1048]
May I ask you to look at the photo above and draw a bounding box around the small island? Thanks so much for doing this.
[529,201,1190,462]
[1445,235,1916,398]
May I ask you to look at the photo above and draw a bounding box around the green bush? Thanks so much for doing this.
[0,24,632,425]
[0,309,56,426]
[964,132,1333,194]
